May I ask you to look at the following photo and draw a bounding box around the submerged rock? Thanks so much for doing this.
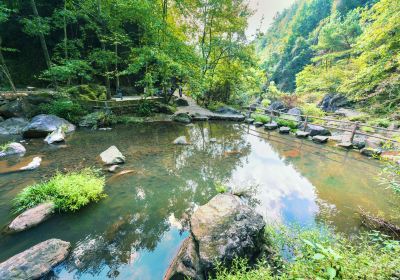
[108,165,120,173]
[0,239,70,280]
[8,202,55,233]
[0,143,26,157]
[44,127,65,144]
[23,114,75,138]
[0,118,29,135]
[173,136,189,145]
[20,156,42,171]
[173,113,192,124]
[360,147,382,158]
[100,146,125,165]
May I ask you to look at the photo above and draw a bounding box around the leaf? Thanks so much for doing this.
[313,253,325,260]
[302,239,315,248]
[327,267,337,280]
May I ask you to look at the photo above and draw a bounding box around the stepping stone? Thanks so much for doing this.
[295,131,310,138]
[312,135,329,144]
[173,136,189,145]
[279,127,290,134]
[360,148,382,158]
[264,122,278,130]
[8,202,55,232]
[337,142,353,149]
[100,146,125,165]
[254,122,263,127]
[245,118,254,124]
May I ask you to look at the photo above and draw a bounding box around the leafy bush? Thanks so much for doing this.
[208,101,226,112]
[79,111,116,129]
[39,99,88,124]
[252,113,271,124]
[65,84,107,101]
[348,114,369,122]
[13,168,106,213]
[262,99,271,107]
[137,100,155,117]
[215,182,228,194]
[299,103,325,118]
[367,118,391,128]
[276,117,298,129]
[213,225,400,280]
[361,126,375,133]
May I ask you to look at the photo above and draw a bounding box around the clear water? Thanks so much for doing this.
[0,122,399,279]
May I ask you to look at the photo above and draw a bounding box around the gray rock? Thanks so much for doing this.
[214,106,241,115]
[173,136,189,145]
[108,165,120,173]
[0,239,70,280]
[191,113,209,121]
[352,139,366,150]
[20,157,42,171]
[175,98,189,107]
[0,117,29,135]
[8,203,55,233]
[334,108,363,118]
[245,118,255,124]
[0,143,26,157]
[337,142,353,149]
[312,135,329,144]
[319,93,349,112]
[365,136,383,149]
[173,113,192,124]
[100,146,125,165]
[296,131,310,138]
[287,108,302,121]
[210,138,217,143]
[0,99,33,118]
[304,124,331,137]
[360,148,382,158]
[264,122,278,130]
[254,122,263,127]
[23,114,75,138]
[44,127,65,144]
[279,127,290,134]
[192,194,265,271]
[267,101,288,113]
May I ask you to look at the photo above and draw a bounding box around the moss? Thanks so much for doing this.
[65,84,107,101]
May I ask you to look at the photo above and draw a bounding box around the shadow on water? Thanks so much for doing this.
[0,122,398,279]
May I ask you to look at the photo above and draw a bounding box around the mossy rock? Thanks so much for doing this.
[65,85,107,101]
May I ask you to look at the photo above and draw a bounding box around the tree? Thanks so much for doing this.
[0,3,16,92]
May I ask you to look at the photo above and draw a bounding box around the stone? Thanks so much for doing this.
[365,136,383,149]
[191,194,265,272]
[100,146,125,165]
[319,93,349,112]
[264,122,278,130]
[304,124,331,137]
[173,113,192,124]
[173,136,189,145]
[20,157,42,171]
[191,113,209,121]
[245,118,255,124]
[360,147,382,158]
[279,127,290,134]
[254,122,263,127]
[267,101,288,113]
[164,236,203,280]
[108,165,120,173]
[44,127,65,144]
[8,203,55,233]
[23,114,75,138]
[334,108,363,118]
[214,106,241,115]
[337,142,353,149]
[312,135,329,144]
[210,138,217,143]
[0,239,70,280]
[296,131,310,138]
[352,139,366,150]
[0,117,29,135]
[287,107,302,121]
[0,99,33,118]
[0,143,26,157]
[175,98,189,107]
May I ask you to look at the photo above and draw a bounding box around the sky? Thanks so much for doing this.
[246,0,297,39]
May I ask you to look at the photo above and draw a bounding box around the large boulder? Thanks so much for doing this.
[100,146,125,165]
[319,93,349,112]
[165,194,265,280]
[287,107,302,121]
[0,118,29,135]
[8,202,55,233]
[173,113,192,124]
[214,106,241,115]
[44,127,65,144]
[0,143,26,157]
[304,124,331,137]
[334,108,363,118]
[175,98,189,107]
[267,101,288,113]
[0,99,33,118]
[0,239,70,280]
[23,114,75,138]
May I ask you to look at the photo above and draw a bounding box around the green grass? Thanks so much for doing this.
[252,113,271,124]
[213,225,400,280]
[13,168,106,213]
[276,117,298,129]
[0,142,11,152]
[215,182,228,194]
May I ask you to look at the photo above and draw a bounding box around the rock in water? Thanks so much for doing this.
[108,165,120,173]
[191,194,265,271]
[296,131,310,138]
[360,147,382,158]
[312,135,329,144]
[23,114,75,138]
[0,239,70,280]
[8,202,55,232]
[173,113,192,124]
[0,143,26,157]
[20,156,42,171]
[304,124,331,137]
[0,118,29,135]
[254,122,263,127]
[264,122,278,130]
[279,127,290,134]
[214,106,241,115]
[100,146,125,165]
[245,118,254,124]
[173,136,189,145]
[44,127,65,144]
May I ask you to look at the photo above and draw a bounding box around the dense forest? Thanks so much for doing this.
[0,0,263,105]
[257,0,399,115]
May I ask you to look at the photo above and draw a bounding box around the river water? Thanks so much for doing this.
[0,122,399,279]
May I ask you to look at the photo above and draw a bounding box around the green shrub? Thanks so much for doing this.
[137,100,155,117]
[0,142,11,152]
[367,118,391,128]
[261,99,271,107]
[361,126,375,133]
[65,84,107,101]
[79,111,116,129]
[39,99,88,124]
[213,225,400,280]
[215,182,228,194]
[299,103,325,118]
[208,101,226,112]
[349,114,369,122]
[276,117,298,129]
[252,113,271,124]
[13,168,106,213]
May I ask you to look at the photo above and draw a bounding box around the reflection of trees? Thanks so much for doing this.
[63,122,251,277]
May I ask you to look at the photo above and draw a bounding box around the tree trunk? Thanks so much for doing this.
[0,36,16,92]
[64,0,70,86]
[97,0,111,100]
[115,43,119,92]
[29,0,51,69]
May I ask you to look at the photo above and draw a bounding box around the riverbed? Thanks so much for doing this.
[0,122,399,279]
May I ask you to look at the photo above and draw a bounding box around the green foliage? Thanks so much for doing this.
[65,85,107,101]
[276,118,298,129]
[252,114,271,124]
[367,118,391,128]
[79,111,116,129]
[215,182,228,194]
[361,126,374,133]
[40,60,93,84]
[13,168,106,213]
[348,114,369,122]
[299,103,326,117]
[39,99,87,124]
[261,99,271,107]
[213,225,400,280]
[136,100,154,117]
[207,101,226,112]
[0,142,11,152]
[378,159,400,194]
